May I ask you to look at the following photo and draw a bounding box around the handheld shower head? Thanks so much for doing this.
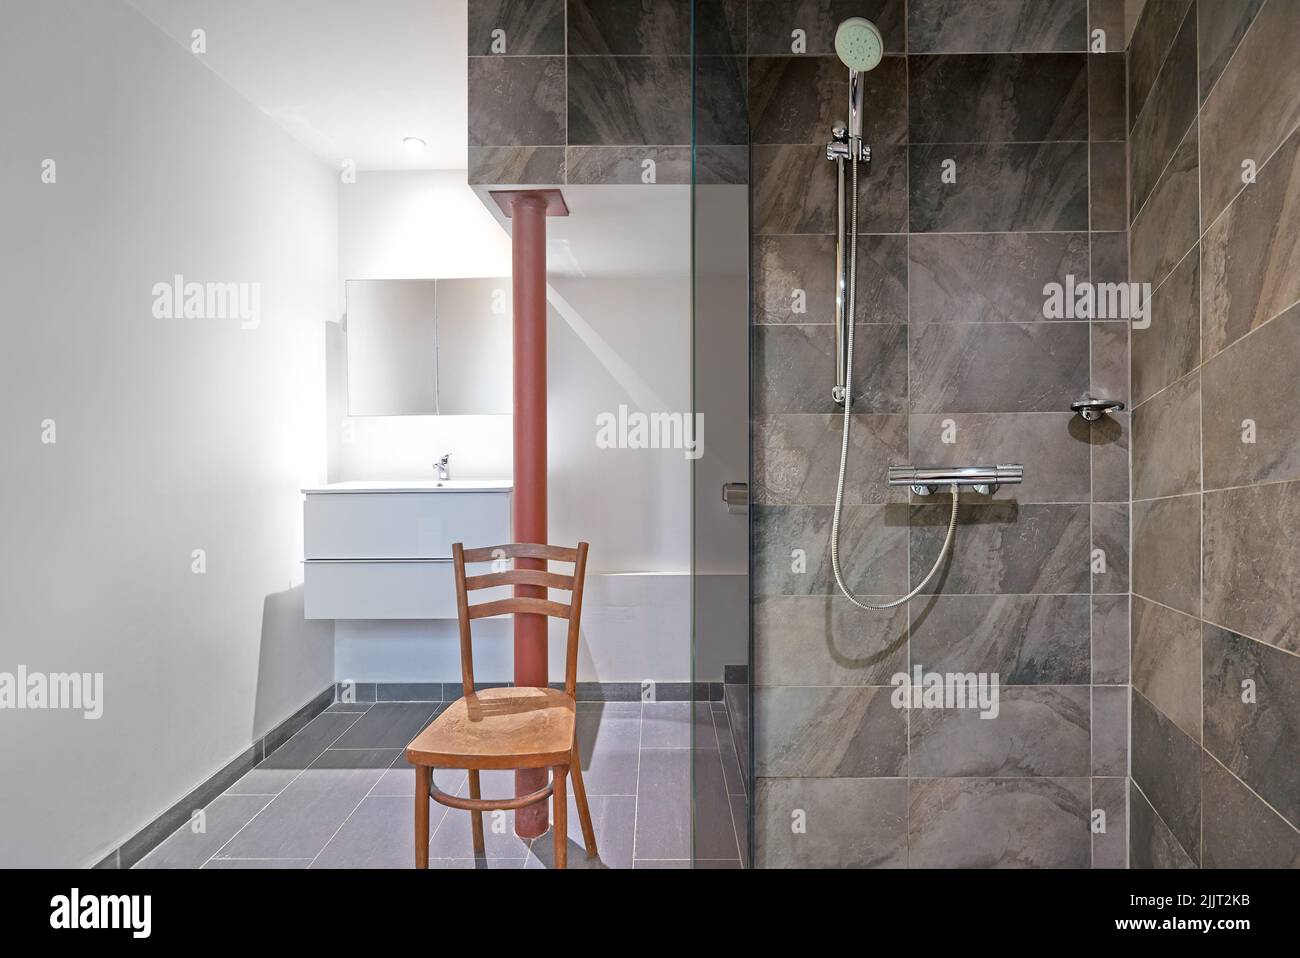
[834,17,883,72]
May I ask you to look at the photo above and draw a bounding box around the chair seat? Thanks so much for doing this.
[406,686,576,770]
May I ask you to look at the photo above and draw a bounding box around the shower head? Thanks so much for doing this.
[834,17,883,72]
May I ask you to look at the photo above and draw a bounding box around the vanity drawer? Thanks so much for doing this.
[302,560,510,619]
[303,491,510,559]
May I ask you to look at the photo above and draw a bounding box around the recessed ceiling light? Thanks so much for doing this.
[402,136,426,154]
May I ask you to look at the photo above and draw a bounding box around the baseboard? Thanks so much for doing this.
[334,680,724,704]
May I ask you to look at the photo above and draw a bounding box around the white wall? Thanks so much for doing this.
[0,1,337,867]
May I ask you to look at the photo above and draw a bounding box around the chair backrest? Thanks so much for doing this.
[452,541,590,698]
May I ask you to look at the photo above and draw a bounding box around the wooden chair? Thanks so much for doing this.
[405,541,597,869]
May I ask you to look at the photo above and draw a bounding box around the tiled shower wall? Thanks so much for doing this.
[750,0,1132,868]
[1126,0,1300,867]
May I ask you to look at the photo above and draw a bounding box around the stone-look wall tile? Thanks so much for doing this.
[753,503,909,596]
[1131,248,1198,406]
[910,503,1091,596]
[749,56,907,146]
[753,594,907,686]
[754,234,908,325]
[1129,122,1198,287]
[1090,142,1127,231]
[1129,778,1197,867]
[908,777,1091,868]
[566,0,690,56]
[1132,596,1202,742]
[909,54,1087,143]
[747,0,907,55]
[1091,413,1130,502]
[753,413,908,505]
[910,143,1089,233]
[1092,685,1129,776]
[468,57,566,146]
[754,777,907,868]
[468,0,565,56]
[694,0,748,56]
[567,57,690,146]
[753,144,907,234]
[1200,126,1300,359]
[1202,304,1300,490]
[908,594,1090,685]
[1131,690,1202,863]
[1092,594,1130,684]
[907,0,1087,54]
[1198,0,1300,224]
[1090,0,1126,44]
[1203,481,1300,654]
[909,413,1089,504]
[1092,777,1128,868]
[1131,494,1200,615]
[1197,0,1266,103]
[910,686,1090,778]
[1203,624,1300,827]
[1090,52,1126,141]
[565,146,691,184]
[908,232,1089,325]
[1091,322,1129,407]
[753,324,907,414]
[1127,0,1193,128]
[1131,371,1200,500]
[1128,7,1196,215]
[754,687,906,777]
[1091,502,1129,594]
[695,56,749,146]
[467,146,564,185]
[695,145,749,185]
[910,322,1089,414]
[1090,231,1128,286]
[1201,753,1300,868]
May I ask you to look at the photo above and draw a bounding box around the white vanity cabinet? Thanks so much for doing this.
[302,480,511,619]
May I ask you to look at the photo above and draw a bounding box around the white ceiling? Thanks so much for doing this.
[126,0,467,171]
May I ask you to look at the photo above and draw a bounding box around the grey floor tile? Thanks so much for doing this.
[331,703,439,749]
[526,793,636,870]
[311,796,417,869]
[427,805,532,860]
[641,702,691,748]
[226,711,362,795]
[371,756,465,799]
[324,702,371,713]
[635,748,691,860]
[694,748,741,860]
[134,795,272,869]
[633,859,690,869]
[202,858,312,869]
[575,709,641,796]
[425,858,528,869]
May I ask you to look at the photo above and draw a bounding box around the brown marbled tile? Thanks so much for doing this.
[1201,751,1300,868]
[1131,370,1200,500]
[754,233,906,325]
[910,322,1090,414]
[468,0,565,55]
[1131,689,1202,863]
[567,56,690,146]
[753,594,908,686]
[1197,0,1266,103]
[908,413,1089,504]
[753,413,908,505]
[1090,321,1129,408]
[1090,412,1130,503]
[753,143,907,234]
[565,0,690,55]
[752,503,909,596]
[908,232,1089,325]
[467,146,564,185]
[1131,246,1198,406]
[564,146,691,184]
[1092,685,1129,776]
[1092,593,1130,684]
[1128,7,1196,216]
[909,53,1087,143]
[1089,52,1126,141]
[1132,595,1202,742]
[1129,778,1197,868]
[754,686,906,777]
[1127,0,1194,129]
[1090,0,1125,43]
[907,0,1087,53]
[1091,502,1129,595]
[753,323,908,414]
[1202,303,1300,490]
[1203,481,1300,654]
[1092,777,1128,868]
[754,777,907,868]
[1203,624,1300,828]
[747,0,907,55]
[909,142,1089,233]
[910,502,1091,596]
[1200,124,1300,359]
[694,0,748,56]
[908,594,1090,685]
[908,777,1091,868]
[749,55,907,146]
[1090,141,1127,231]
[1131,493,1200,615]
[1129,121,1198,287]
[695,145,749,185]
[1089,231,1128,287]
[694,56,749,146]
[467,56,566,146]
[1199,0,1300,224]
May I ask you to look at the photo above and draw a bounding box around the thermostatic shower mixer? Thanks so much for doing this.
[887,464,1025,497]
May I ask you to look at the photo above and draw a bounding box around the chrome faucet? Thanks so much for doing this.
[435,453,451,481]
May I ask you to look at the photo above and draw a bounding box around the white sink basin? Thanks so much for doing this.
[302,479,512,494]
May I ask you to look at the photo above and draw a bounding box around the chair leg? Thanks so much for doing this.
[414,765,430,869]
[569,743,598,858]
[467,769,485,854]
[553,765,568,870]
